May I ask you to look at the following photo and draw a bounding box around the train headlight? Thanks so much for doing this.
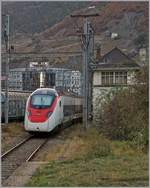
[47,112,52,118]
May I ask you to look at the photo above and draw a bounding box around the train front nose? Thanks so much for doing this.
[24,89,58,132]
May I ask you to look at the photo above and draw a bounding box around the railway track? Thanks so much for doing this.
[1,117,82,185]
[1,135,49,184]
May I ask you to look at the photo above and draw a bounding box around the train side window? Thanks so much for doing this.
[59,101,61,107]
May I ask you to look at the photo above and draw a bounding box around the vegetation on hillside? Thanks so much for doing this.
[134,33,148,48]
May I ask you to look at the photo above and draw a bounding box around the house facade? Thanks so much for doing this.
[91,47,140,121]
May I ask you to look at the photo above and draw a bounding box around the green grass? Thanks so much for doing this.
[26,128,149,187]
[27,154,148,187]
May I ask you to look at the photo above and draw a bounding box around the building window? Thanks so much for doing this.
[101,71,127,85]
[102,72,113,85]
[115,72,127,84]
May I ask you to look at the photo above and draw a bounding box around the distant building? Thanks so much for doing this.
[91,47,140,121]
[70,71,82,95]
[9,68,41,91]
[64,70,72,89]
[44,70,56,88]
[22,70,40,91]
[8,68,25,91]
[45,68,82,95]
[111,33,119,40]
[8,66,82,95]
[29,62,38,68]
[1,76,6,90]
[45,68,70,89]
[29,61,49,68]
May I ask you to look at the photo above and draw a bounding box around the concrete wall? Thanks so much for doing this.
[93,71,102,86]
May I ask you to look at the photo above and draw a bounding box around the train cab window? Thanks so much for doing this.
[31,94,55,109]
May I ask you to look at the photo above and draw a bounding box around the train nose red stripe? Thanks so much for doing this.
[27,96,59,123]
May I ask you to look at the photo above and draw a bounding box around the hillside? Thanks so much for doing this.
[15,2,148,48]
[2,1,93,35]
[2,1,148,67]
[40,2,148,38]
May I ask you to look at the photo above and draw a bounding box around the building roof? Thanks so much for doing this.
[92,47,140,71]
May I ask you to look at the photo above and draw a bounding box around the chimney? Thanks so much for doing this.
[95,43,101,60]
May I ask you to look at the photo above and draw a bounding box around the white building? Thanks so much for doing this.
[91,47,140,121]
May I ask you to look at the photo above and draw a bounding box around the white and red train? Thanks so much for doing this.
[24,88,82,133]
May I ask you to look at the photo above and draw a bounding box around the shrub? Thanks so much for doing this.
[95,66,148,150]
[133,33,148,48]
[80,128,112,159]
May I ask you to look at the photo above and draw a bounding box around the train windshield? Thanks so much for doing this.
[31,94,55,109]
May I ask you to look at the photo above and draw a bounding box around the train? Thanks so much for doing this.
[24,88,82,133]
[1,91,31,121]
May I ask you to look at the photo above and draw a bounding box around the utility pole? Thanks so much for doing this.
[83,18,89,130]
[71,13,99,130]
[3,14,10,124]
[88,23,94,121]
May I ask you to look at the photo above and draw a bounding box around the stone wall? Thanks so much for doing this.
[92,87,112,123]
[92,86,127,123]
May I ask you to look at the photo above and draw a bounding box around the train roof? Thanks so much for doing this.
[31,88,58,96]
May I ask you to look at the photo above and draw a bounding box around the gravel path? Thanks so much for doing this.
[2,162,48,187]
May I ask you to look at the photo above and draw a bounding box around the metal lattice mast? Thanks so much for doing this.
[71,13,99,130]
[3,14,10,124]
